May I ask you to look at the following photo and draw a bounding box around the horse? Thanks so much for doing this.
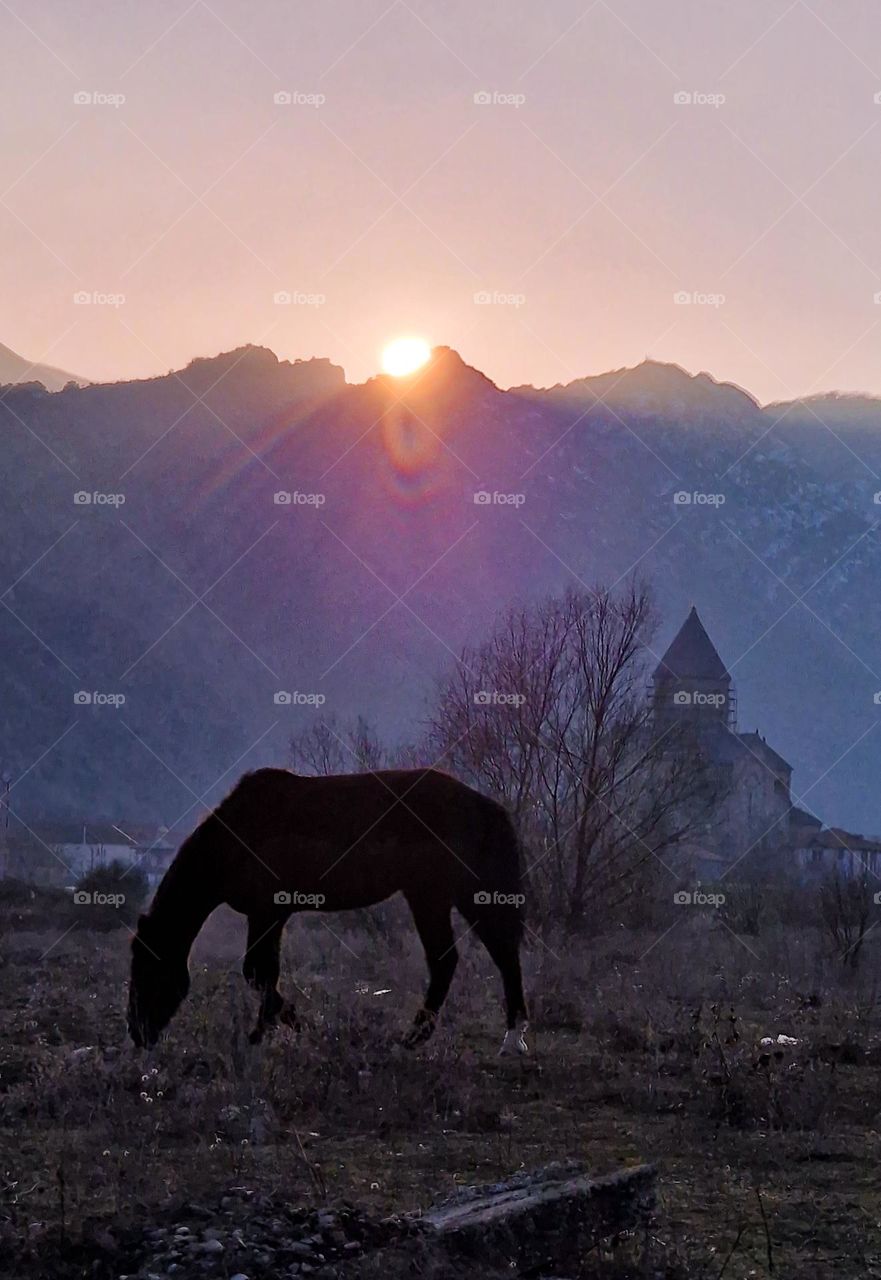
[127,766,529,1054]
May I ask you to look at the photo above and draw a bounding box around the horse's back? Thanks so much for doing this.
[229,764,482,812]
[204,765,518,914]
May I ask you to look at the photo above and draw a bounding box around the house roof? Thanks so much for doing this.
[114,822,174,848]
[694,721,792,775]
[6,818,173,849]
[653,606,731,683]
[805,827,881,853]
[790,805,822,829]
[738,732,792,776]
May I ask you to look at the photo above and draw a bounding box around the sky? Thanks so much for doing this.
[3,0,881,401]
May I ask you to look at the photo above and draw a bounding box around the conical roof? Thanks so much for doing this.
[653,606,730,682]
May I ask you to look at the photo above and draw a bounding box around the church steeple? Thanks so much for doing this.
[654,606,730,683]
[653,606,735,728]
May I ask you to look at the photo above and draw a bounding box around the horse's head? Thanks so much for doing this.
[127,914,190,1047]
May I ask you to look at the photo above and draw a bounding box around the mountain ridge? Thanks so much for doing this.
[0,342,88,393]
[3,342,880,837]
[16,334,881,416]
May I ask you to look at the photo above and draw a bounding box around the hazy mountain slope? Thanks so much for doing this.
[2,346,880,836]
[0,342,87,392]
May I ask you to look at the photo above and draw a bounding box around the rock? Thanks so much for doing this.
[421,1162,657,1273]
[288,1242,315,1259]
[194,1239,224,1255]
[24,1160,657,1279]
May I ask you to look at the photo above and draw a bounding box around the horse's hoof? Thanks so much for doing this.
[499,1024,529,1056]
[402,1024,432,1050]
[402,1008,437,1050]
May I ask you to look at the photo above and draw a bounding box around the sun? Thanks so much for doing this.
[381,337,431,377]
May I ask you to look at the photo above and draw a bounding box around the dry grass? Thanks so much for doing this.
[3,901,881,1278]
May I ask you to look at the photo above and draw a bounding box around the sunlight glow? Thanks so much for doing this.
[381,337,431,377]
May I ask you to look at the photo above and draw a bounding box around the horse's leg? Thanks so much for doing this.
[473,920,529,1055]
[402,899,458,1049]
[242,916,298,1044]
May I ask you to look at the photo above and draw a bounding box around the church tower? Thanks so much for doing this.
[652,606,736,731]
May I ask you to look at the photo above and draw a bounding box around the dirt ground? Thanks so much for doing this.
[3,902,881,1278]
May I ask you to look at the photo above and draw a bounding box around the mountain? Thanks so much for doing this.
[0,342,88,392]
[2,344,881,840]
[519,358,759,420]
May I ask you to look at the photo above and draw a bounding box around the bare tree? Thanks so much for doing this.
[426,581,716,931]
[820,865,873,969]
[289,714,390,776]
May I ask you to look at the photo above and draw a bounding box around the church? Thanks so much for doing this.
[651,606,880,877]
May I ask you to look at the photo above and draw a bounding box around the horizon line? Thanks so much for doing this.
[8,339,881,412]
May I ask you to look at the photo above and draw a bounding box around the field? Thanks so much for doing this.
[3,895,881,1279]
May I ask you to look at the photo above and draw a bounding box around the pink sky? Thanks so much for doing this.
[3,0,881,401]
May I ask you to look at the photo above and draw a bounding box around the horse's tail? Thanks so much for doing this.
[468,797,526,940]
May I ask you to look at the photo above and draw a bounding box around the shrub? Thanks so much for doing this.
[72,859,148,930]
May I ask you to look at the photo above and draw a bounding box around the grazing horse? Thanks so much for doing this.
[128,767,528,1054]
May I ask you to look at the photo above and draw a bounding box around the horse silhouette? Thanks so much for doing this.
[128,767,528,1053]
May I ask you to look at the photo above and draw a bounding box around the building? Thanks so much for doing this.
[1,819,176,888]
[789,812,881,880]
[652,606,795,874]
[653,606,881,879]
